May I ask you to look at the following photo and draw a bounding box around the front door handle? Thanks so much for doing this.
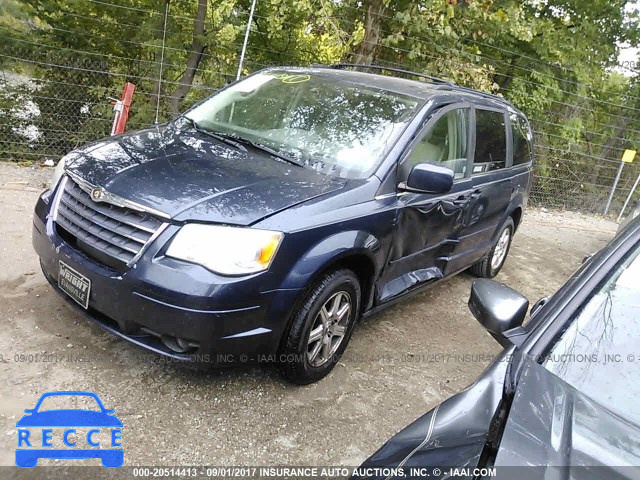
[452,195,469,205]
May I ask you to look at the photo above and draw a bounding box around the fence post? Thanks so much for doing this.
[604,161,625,216]
[111,82,136,136]
[236,0,258,80]
[604,149,637,216]
[617,172,640,223]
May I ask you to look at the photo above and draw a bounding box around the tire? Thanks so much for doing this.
[469,217,515,278]
[279,269,361,385]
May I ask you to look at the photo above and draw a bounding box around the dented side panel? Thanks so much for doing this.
[378,182,473,302]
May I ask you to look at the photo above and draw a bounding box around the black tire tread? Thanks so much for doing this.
[469,217,515,278]
[280,269,360,385]
[469,253,491,277]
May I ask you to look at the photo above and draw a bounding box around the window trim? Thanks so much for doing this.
[470,106,511,177]
[397,102,473,184]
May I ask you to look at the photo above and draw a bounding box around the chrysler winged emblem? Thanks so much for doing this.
[91,187,105,202]
[65,171,168,218]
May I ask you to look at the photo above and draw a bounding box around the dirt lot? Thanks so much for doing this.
[0,163,618,470]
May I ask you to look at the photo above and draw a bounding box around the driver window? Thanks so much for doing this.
[404,108,469,180]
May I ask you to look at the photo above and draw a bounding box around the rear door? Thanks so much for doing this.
[378,104,474,302]
[446,107,512,273]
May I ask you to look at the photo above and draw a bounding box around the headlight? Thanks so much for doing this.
[50,157,66,189]
[166,224,283,275]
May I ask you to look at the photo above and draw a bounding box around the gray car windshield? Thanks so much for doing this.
[543,243,640,425]
[185,70,421,179]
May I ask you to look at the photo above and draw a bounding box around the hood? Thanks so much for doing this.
[63,122,346,225]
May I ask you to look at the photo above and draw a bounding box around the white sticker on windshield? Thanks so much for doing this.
[229,74,274,93]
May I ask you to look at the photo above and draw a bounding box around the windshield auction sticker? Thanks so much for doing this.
[271,73,311,84]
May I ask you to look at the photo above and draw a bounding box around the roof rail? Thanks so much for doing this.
[436,83,506,103]
[321,63,509,104]
[326,63,454,85]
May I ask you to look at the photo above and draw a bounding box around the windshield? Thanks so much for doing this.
[543,243,640,425]
[185,70,422,179]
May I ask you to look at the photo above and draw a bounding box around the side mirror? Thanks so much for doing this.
[468,279,529,348]
[403,163,454,194]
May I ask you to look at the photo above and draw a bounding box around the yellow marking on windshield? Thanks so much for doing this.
[272,73,311,84]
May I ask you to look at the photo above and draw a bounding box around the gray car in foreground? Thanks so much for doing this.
[357,216,640,479]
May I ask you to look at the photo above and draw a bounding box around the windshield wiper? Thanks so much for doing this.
[230,136,305,168]
[181,116,304,168]
[182,116,247,152]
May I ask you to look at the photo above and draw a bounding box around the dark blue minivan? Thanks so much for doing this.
[32,65,533,383]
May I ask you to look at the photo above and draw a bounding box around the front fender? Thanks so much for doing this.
[278,230,384,291]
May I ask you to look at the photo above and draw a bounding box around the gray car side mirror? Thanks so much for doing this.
[468,279,529,348]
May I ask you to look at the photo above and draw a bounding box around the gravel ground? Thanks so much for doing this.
[0,163,618,472]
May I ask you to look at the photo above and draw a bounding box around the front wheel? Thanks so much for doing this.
[470,217,515,278]
[279,269,360,385]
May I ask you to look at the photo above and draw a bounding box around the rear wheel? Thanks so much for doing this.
[470,217,514,278]
[280,269,360,385]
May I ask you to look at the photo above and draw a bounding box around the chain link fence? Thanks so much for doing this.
[0,45,219,163]
[1,2,639,217]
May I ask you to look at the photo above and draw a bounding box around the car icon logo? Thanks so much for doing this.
[15,391,123,468]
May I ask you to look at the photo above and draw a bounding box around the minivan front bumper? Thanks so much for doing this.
[32,188,300,364]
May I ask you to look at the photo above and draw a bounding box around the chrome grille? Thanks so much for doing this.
[55,176,165,267]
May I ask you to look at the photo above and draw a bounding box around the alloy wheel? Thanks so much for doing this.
[491,227,512,270]
[307,291,352,367]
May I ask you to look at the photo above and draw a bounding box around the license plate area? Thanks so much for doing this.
[58,261,91,309]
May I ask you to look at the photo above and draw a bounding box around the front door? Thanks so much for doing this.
[378,105,474,302]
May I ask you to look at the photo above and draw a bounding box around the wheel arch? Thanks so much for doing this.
[510,206,523,231]
[279,229,383,302]
[492,195,525,243]
[308,252,376,315]
[276,231,383,352]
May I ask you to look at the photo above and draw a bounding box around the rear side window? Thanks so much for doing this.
[473,109,506,173]
[511,113,533,165]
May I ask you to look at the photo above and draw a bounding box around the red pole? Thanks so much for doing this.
[111,82,136,136]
